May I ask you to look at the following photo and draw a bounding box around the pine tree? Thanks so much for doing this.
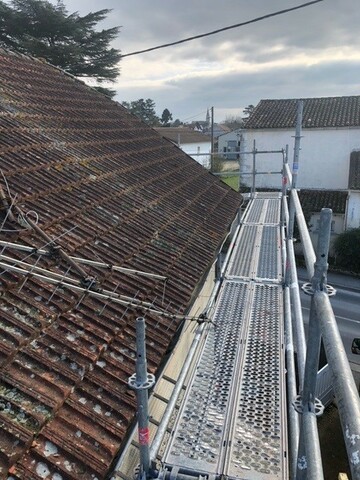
[0,0,121,97]
[122,98,160,126]
[243,104,255,118]
[160,108,173,127]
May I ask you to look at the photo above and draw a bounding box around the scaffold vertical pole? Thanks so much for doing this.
[282,145,288,199]
[296,208,332,480]
[128,317,155,479]
[288,100,303,239]
[251,139,256,198]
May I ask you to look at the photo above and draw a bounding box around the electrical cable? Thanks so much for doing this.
[121,0,324,58]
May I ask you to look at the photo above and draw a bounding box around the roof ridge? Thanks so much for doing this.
[259,94,360,102]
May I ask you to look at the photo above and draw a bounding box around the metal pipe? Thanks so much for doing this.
[0,240,167,280]
[238,134,243,192]
[282,148,287,199]
[297,412,324,480]
[303,209,331,397]
[315,291,360,479]
[284,163,293,187]
[296,209,332,480]
[128,318,155,478]
[281,225,287,278]
[287,187,296,240]
[149,321,207,462]
[0,261,188,320]
[251,139,256,198]
[212,171,282,177]
[187,149,285,156]
[0,240,50,255]
[210,106,214,171]
[0,260,155,308]
[286,239,306,388]
[0,253,79,285]
[70,256,167,280]
[291,189,316,279]
[292,101,303,190]
[282,194,289,228]
[220,226,240,278]
[288,102,303,238]
[235,170,283,175]
[284,285,300,478]
[238,149,284,154]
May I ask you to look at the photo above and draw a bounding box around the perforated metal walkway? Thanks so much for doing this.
[162,192,288,479]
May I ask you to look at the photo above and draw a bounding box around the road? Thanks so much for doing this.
[297,267,360,370]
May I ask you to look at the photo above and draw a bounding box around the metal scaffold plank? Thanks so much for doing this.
[253,192,282,199]
[224,283,287,479]
[243,198,281,225]
[227,225,261,280]
[163,281,250,475]
[257,226,282,282]
[227,225,282,283]
[161,193,288,480]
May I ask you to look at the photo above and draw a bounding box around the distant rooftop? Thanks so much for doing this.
[154,126,210,144]
[245,96,360,129]
[297,189,348,214]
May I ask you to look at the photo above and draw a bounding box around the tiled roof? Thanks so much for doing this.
[245,96,360,129]
[298,189,347,214]
[0,50,241,479]
[154,127,210,144]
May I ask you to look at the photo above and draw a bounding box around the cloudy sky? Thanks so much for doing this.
[66,0,359,123]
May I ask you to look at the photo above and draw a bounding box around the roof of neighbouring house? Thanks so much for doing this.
[245,96,360,129]
[154,127,211,145]
[0,49,241,479]
[298,189,348,214]
[188,122,232,138]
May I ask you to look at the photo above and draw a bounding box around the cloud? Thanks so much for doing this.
[66,0,360,121]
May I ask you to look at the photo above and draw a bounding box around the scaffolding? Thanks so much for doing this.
[117,102,360,480]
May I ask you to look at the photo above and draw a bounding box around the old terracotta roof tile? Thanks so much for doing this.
[0,50,241,479]
[298,189,347,214]
[245,96,360,129]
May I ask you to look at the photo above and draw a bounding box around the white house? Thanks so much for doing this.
[218,129,244,161]
[242,96,360,229]
[155,127,211,168]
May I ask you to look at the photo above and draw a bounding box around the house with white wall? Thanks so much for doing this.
[155,127,211,168]
[242,96,360,230]
[218,129,244,160]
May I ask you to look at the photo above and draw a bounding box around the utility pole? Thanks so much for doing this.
[210,106,214,171]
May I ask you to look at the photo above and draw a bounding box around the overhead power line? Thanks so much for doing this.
[121,0,324,58]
